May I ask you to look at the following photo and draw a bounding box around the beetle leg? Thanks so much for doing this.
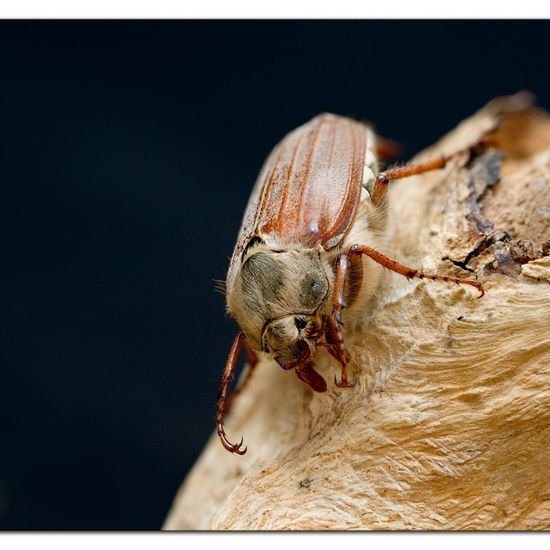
[334,363,354,388]
[295,361,327,393]
[323,314,354,388]
[328,255,355,388]
[371,139,490,207]
[332,253,349,326]
[216,332,247,455]
[372,156,447,206]
[224,339,259,414]
[348,244,484,297]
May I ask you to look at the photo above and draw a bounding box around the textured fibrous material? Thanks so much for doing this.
[164,95,550,530]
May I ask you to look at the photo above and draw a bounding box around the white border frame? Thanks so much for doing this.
[1,1,550,19]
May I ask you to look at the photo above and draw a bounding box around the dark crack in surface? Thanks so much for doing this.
[445,144,548,278]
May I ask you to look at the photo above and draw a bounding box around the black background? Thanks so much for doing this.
[1,20,549,530]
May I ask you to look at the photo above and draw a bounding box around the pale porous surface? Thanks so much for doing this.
[164,95,550,530]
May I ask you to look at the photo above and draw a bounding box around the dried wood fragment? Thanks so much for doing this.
[164,94,550,530]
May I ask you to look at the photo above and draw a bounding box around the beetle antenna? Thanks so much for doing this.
[213,278,227,295]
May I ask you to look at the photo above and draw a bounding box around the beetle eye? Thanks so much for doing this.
[294,317,307,332]
[300,273,327,308]
[305,276,324,296]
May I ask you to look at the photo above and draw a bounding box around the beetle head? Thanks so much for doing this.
[227,242,333,364]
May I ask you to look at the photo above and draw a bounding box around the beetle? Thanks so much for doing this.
[216,113,485,455]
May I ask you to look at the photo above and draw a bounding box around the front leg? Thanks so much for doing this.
[324,315,354,388]
[326,254,355,388]
[224,339,259,414]
[216,333,247,455]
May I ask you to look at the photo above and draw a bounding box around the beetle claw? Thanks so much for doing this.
[217,423,247,455]
[334,375,356,388]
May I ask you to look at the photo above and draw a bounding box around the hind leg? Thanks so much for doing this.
[371,138,492,207]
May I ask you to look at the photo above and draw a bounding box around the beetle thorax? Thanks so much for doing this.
[227,243,334,355]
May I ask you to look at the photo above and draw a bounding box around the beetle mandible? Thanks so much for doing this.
[217,113,485,455]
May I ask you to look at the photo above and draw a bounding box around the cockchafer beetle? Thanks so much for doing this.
[216,113,485,455]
